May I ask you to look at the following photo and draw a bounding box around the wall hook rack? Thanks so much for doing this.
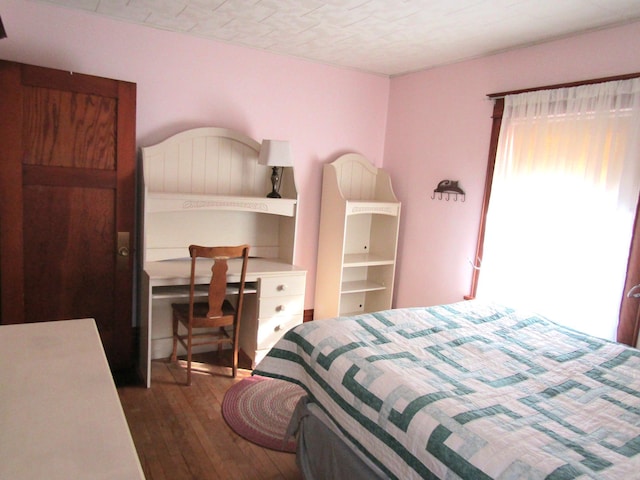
[431,180,465,202]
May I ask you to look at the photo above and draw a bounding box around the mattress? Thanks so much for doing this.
[254,301,640,479]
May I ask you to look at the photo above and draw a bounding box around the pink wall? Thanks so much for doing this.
[2,0,640,313]
[0,0,390,309]
[385,20,640,308]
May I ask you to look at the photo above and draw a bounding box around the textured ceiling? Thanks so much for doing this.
[33,0,640,76]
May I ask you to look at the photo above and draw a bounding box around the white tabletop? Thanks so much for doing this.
[144,257,305,286]
[0,319,145,480]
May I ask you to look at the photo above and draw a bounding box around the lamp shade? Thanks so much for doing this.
[259,140,293,167]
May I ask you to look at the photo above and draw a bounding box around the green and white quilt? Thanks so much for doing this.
[254,301,640,479]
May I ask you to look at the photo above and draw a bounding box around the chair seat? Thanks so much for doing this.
[172,299,236,328]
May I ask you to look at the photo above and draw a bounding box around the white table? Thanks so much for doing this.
[0,318,145,480]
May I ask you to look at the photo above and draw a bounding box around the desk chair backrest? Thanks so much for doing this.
[172,244,250,384]
[188,244,249,322]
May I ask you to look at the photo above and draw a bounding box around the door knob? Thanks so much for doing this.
[116,232,130,270]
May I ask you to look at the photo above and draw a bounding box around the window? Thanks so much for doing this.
[472,77,640,341]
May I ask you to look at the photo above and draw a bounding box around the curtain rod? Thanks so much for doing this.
[488,72,640,99]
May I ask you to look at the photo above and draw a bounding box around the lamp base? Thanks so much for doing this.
[266,166,281,198]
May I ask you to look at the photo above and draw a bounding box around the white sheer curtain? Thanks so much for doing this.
[477,78,640,340]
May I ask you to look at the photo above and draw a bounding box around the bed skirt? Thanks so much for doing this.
[288,396,386,480]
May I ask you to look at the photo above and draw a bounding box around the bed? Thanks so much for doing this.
[254,300,640,479]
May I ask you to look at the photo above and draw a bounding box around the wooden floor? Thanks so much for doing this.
[117,354,303,480]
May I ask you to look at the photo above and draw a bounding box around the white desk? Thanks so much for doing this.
[139,257,306,387]
[139,128,306,387]
[0,319,145,480]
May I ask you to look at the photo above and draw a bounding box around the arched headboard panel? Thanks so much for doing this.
[142,127,269,196]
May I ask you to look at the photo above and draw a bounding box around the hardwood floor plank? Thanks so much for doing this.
[121,394,171,479]
[118,359,302,480]
[125,367,192,479]
[156,361,226,479]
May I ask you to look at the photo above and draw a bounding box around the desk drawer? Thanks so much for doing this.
[259,274,305,298]
[258,295,304,318]
[256,314,303,351]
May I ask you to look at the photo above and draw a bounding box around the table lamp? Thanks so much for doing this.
[258,140,293,198]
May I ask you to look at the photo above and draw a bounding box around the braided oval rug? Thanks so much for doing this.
[222,375,305,452]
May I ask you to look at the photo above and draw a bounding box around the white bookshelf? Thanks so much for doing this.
[314,153,400,319]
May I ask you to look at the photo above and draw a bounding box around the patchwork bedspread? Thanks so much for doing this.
[254,301,640,479]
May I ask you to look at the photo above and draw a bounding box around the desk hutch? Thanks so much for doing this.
[138,128,305,387]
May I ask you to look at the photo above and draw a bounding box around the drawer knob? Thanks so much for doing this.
[276,304,286,312]
[277,284,287,291]
[274,325,281,332]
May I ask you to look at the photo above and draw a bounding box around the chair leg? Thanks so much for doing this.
[232,347,238,378]
[186,325,193,386]
[231,333,239,378]
[171,314,178,363]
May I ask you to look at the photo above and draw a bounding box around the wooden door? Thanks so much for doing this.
[0,61,136,371]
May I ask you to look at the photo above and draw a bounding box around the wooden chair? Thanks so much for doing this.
[171,244,249,385]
